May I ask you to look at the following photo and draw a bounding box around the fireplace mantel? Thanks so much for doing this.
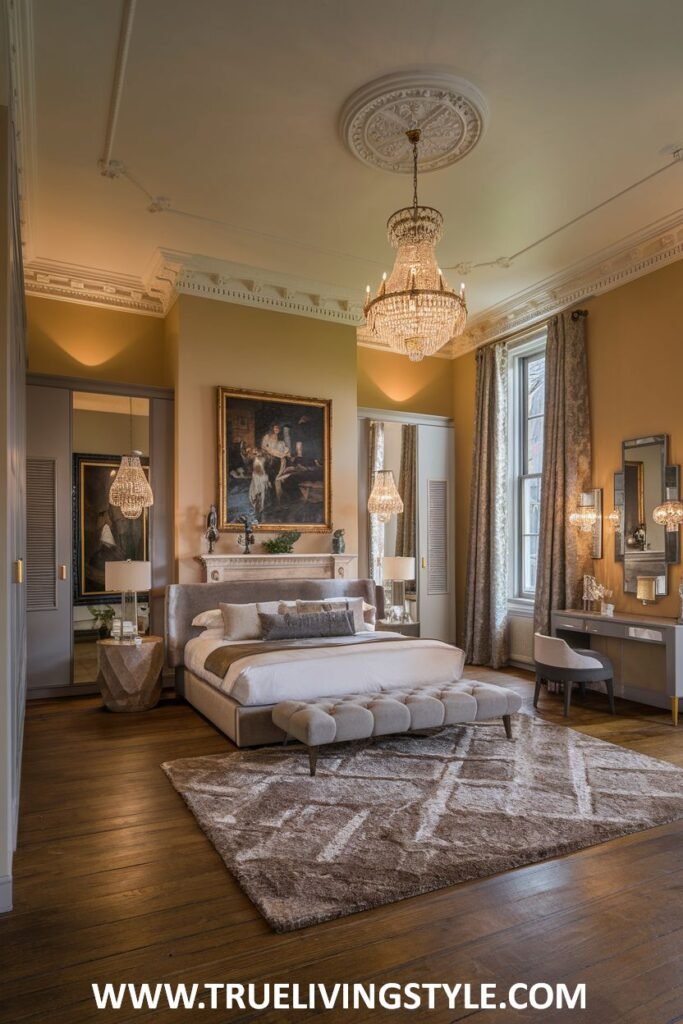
[197,552,358,583]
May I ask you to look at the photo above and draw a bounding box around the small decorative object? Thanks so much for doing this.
[104,560,151,642]
[368,470,403,523]
[652,499,683,533]
[636,576,656,605]
[363,127,467,361]
[332,528,346,554]
[217,387,331,533]
[237,514,257,554]
[263,530,301,554]
[88,604,115,638]
[582,575,612,613]
[205,504,220,554]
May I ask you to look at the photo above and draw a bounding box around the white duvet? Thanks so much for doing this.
[184,633,465,707]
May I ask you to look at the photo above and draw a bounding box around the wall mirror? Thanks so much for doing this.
[614,434,679,598]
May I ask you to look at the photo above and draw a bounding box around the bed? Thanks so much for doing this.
[166,578,465,746]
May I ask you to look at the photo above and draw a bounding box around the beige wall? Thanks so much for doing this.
[357,346,454,417]
[453,258,683,647]
[26,296,170,388]
[174,296,359,582]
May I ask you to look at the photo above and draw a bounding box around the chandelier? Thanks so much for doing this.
[363,128,467,362]
[652,499,683,533]
[109,398,154,520]
[368,470,403,523]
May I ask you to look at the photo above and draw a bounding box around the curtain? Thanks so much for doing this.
[395,424,416,559]
[534,311,592,636]
[464,342,509,668]
[367,420,385,584]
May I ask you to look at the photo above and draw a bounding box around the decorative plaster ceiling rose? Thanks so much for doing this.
[340,71,487,173]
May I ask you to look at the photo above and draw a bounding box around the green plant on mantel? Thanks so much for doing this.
[263,531,302,554]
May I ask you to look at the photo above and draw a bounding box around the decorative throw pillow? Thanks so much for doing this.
[258,610,355,641]
[362,600,377,626]
[219,602,262,641]
[192,608,223,630]
[296,597,365,633]
[277,600,298,614]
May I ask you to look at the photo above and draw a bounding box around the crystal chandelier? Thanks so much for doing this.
[652,499,683,533]
[368,470,403,523]
[109,398,154,520]
[364,128,467,362]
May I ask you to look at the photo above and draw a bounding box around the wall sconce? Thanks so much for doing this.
[368,470,403,523]
[652,499,683,533]
[569,488,603,558]
[636,576,657,605]
[606,508,622,530]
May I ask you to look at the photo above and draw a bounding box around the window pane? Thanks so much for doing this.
[527,357,545,418]
[526,416,544,473]
[522,476,541,535]
[522,534,539,595]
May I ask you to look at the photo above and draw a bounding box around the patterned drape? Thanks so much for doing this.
[395,424,417,559]
[534,311,592,636]
[367,420,385,584]
[464,342,509,668]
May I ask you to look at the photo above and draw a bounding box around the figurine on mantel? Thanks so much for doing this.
[205,504,220,554]
[237,514,257,554]
[332,528,346,554]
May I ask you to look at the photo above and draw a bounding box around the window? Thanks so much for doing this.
[509,335,546,601]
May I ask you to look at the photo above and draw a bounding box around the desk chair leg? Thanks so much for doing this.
[606,679,615,715]
[502,714,513,739]
[563,680,573,717]
[533,675,543,708]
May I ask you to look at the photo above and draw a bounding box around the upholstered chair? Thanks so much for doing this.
[533,633,615,717]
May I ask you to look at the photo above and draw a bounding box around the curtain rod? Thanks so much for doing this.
[474,304,590,351]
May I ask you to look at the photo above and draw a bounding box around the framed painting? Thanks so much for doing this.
[73,453,150,604]
[217,387,332,532]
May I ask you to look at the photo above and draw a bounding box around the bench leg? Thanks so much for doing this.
[308,746,319,777]
[502,714,513,739]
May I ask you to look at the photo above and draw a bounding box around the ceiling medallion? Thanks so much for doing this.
[340,71,487,174]
[364,128,467,362]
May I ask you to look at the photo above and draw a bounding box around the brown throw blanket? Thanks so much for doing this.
[204,633,409,680]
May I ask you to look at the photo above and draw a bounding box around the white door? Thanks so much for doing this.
[26,385,72,692]
[417,424,455,643]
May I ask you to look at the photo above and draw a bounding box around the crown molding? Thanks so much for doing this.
[7,0,37,262]
[452,209,683,357]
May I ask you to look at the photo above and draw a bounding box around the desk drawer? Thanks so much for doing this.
[584,620,626,639]
[553,615,585,632]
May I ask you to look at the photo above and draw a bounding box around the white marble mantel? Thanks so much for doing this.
[197,552,358,583]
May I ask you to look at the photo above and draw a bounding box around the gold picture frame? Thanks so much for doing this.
[217,386,332,532]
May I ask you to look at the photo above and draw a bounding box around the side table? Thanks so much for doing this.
[375,620,421,637]
[96,635,164,712]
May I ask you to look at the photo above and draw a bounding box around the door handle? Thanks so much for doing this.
[58,564,67,581]
[421,557,427,569]
[13,559,23,584]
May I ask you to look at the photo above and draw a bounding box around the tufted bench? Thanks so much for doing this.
[272,680,523,775]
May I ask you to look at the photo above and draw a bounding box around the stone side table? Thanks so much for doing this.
[96,636,164,712]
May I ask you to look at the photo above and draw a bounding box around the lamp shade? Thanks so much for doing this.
[383,556,416,581]
[105,560,151,593]
[636,576,656,603]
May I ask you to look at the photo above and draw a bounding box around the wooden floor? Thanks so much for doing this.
[2,669,683,1024]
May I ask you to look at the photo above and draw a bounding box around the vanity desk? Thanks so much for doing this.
[552,609,682,725]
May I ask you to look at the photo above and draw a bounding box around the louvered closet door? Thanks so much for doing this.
[417,424,455,643]
[26,386,72,692]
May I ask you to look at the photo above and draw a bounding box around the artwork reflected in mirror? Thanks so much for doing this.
[73,454,149,604]
[217,388,331,532]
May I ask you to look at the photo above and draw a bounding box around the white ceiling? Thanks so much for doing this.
[14,0,683,345]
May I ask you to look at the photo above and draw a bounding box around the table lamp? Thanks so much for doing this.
[105,560,151,641]
[383,556,416,622]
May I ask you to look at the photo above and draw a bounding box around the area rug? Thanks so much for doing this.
[162,715,683,932]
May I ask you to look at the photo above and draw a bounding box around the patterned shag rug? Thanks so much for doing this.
[162,715,683,932]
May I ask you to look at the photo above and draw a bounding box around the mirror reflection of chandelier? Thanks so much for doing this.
[363,128,467,362]
[109,398,154,520]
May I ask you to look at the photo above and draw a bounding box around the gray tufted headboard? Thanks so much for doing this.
[165,577,384,668]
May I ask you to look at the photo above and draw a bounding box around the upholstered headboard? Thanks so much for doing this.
[165,577,384,668]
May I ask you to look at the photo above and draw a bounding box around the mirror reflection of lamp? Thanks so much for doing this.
[652,499,683,533]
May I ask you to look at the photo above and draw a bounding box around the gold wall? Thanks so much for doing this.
[172,296,359,582]
[357,346,454,416]
[26,296,170,387]
[452,258,683,638]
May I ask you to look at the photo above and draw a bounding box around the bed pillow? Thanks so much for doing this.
[219,602,263,641]
[295,597,365,633]
[363,600,377,627]
[192,608,223,631]
[258,610,355,641]
[277,600,298,614]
